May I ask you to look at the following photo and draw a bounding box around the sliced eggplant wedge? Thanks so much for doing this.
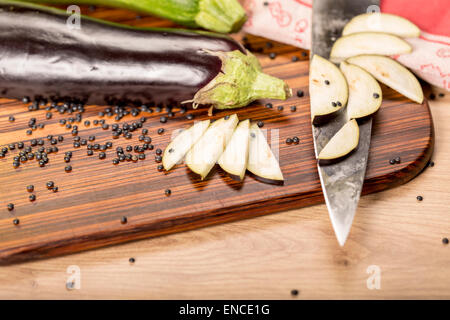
[310,55,348,125]
[218,119,250,181]
[347,55,424,103]
[162,119,211,171]
[330,32,412,62]
[318,119,360,164]
[185,114,239,179]
[342,13,420,38]
[247,123,284,185]
[340,61,382,119]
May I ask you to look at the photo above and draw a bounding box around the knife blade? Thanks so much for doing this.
[311,0,379,246]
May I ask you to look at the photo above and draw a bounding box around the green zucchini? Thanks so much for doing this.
[18,0,247,33]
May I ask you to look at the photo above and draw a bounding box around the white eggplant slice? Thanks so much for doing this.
[330,32,411,62]
[318,119,360,162]
[247,123,284,184]
[162,119,211,171]
[342,13,420,38]
[347,55,424,103]
[310,55,348,125]
[185,114,239,179]
[340,61,382,119]
[218,119,250,181]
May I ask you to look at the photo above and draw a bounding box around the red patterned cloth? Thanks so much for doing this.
[242,0,450,90]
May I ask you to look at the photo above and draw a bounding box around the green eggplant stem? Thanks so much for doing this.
[17,0,247,33]
[188,50,292,110]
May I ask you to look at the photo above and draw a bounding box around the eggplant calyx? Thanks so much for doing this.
[189,50,291,110]
[196,0,247,33]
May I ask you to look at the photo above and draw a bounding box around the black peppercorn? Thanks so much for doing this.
[155,155,162,163]
[99,152,106,160]
[389,159,396,165]
[158,128,165,135]
[373,93,380,99]
[13,218,20,225]
[65,165,72,172]
[266,103,273,108]
[129,257,135,263]
[156,148,162,155]
[292,55,299,62]
[332,102,337,107]
[160,116,167,123]
[278,106,284,111]
[52,186,58,193]
[157,165,164,171]
[324,80,330,85]
[112,158,119,165]
[29,194,36,202]
[7,203,14,211]
[269,52,276,59]
[9,116,15,122]
[443,238,449,245]
[290,106,297,112]
[165,189,171,196]
[121,216,127,224]
[46,181,54,189]
[257,121,264,128]
[416,195,423,201]
[186,114,194,120]
[394,157,401,164]
[297,90,304,97]
[291,289,299,296]
[293,136,300,144]
[286,138,293,144]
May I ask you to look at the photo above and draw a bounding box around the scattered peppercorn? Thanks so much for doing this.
[290,106,297,112]
[373,93,380,99]
[416,195,423,201]
[389,159,396,165]
[29,194,36,202]
[293,136,300,144]
[158,128,165,135]
[286,138,293,144]
[278,106,284,111]
[324,80,330,85]
[292,55,299,62]
[155,155,162,163]
[291,289,299,296]
[257,121,264,128]
[157,165,164,172]
[156,148,162,155]
[165,189,171,196]
[265,103,273,108]
[297,90,304,98]
[442,238,449,245]
[52,187,59,193]
[13,218,20,225]
[7,203,14,211]
[65,165,72,173]
[269,52,276,59]
[99,152,106,160]
[129,257,135,263]
[121,216,127,224]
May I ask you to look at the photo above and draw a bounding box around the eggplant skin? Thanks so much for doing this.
[0,1,244,106]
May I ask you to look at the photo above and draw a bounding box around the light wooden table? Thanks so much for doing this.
[0,91,448,300]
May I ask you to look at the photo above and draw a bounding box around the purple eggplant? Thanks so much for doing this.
[0,1,291,109]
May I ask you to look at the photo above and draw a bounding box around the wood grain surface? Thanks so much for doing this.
[0,7,434,265]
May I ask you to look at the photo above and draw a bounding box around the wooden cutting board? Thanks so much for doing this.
[0,7,434,264]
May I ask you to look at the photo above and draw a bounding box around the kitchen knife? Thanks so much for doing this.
[311,0,380,246]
